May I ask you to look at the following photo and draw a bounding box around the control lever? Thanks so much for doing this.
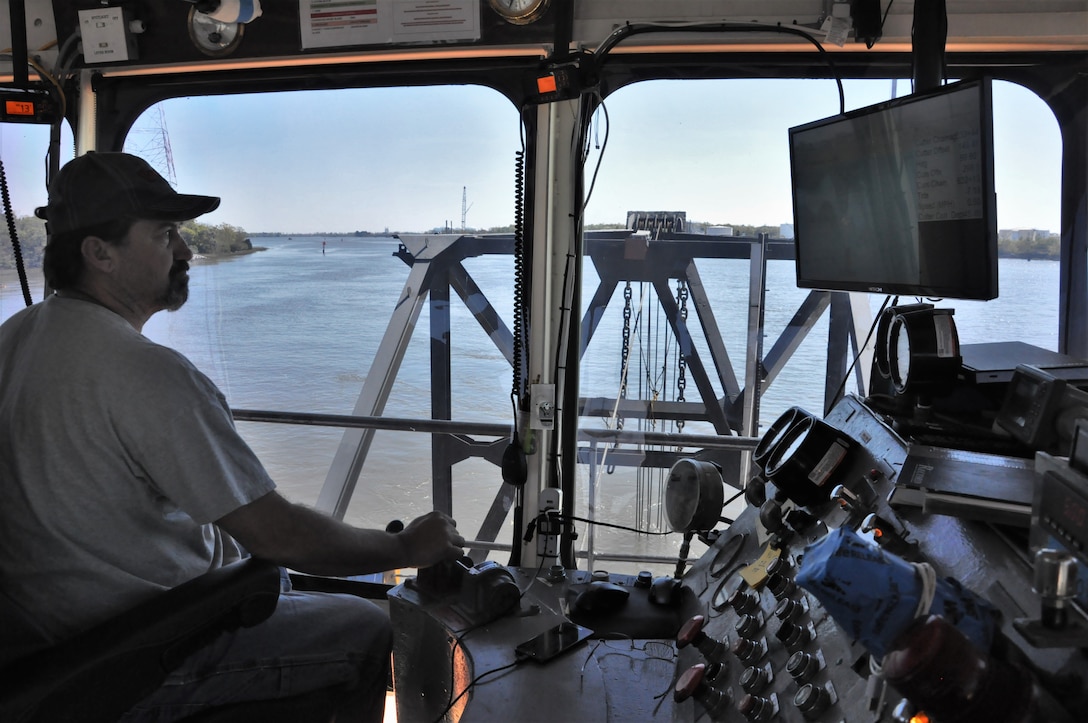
[1033,548,1078,630]
[1013,548,1088,648]
[674,663,732,719]
[411,555,521,625]
[677,614,729,664]
[831,484,862,514]
[457,559,521,623]
[861,513,920,561]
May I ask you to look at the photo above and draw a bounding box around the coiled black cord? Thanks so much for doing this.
[511,149,526,409]
[0,158,33,307]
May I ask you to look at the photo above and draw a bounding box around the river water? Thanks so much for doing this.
[0,237,1062,568]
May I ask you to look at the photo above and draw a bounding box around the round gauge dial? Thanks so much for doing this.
[188,8,244,57]
[488,0,551,25]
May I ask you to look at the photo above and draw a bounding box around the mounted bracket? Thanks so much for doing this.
[527,50,598,104]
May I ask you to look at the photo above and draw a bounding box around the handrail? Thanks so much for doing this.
[231,407,759,450]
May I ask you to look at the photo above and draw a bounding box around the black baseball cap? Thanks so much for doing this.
[35,152,220,235]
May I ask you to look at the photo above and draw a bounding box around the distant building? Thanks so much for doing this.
[1004,228,1051,241]
[707,226,733,237]
[780,223,794,239]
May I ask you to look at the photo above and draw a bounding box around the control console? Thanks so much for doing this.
[671,396,1085,722]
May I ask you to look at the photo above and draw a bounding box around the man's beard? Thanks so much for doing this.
[162,262,190,311]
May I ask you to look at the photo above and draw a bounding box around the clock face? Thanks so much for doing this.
[488,0,551,25]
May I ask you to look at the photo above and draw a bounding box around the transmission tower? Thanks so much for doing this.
[124,104,176,186]
[461,186,473,231]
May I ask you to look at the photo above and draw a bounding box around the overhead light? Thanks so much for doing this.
[185,1,262,58]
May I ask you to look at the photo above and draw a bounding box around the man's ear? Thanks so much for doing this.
[80,236,116,273]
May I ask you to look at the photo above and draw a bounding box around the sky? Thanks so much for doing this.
[0,78,1063,235]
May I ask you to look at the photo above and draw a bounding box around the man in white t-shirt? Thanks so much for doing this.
[0,152,465,722]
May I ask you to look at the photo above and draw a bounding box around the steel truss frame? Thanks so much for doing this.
[308,230,873,561]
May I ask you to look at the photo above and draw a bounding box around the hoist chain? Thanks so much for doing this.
[610,281,634,474]
[620,281,632,412]
[676,279,688,433]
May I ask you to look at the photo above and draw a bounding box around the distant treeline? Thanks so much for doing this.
[1,215,252,269]
[490,222,1061,260]
[5,214,1059,268]
[252,230,386,238]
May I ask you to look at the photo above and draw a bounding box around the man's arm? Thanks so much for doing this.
[216,491,465,576]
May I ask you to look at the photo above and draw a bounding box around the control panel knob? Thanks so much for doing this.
[740,665,770,694]
[765,556,791,576]
[674,663,733,719]
[745,475,768,507]
[759,499,786,534]
[785,507,816,530]
[735,613,764,638]
[767,572,795,600]
[731,636,767,664]
[774,597,805,622]
[677,615,728,664]
[737,693,776,722]
[775,620,811,650]
[786,650,820,683]
[794,683,831,719]
[635,570,654,588]
[728,588,760,615]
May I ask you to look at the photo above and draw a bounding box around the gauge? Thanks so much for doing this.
[488,0,551,25]
[665,458,725,532]
[887,306,961,396]
[188,8,244,57]
[753,406,809,470]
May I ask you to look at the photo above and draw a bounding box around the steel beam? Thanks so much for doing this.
[315,242,439,518]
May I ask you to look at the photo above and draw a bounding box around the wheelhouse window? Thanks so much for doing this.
[130,85,523,539]
[575,77,1061,571]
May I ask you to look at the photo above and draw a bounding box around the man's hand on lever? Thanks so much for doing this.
[399,511,466,568]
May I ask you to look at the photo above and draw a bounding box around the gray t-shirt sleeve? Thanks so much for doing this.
[112,343,276,525]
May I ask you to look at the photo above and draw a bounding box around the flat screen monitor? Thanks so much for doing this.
[789,78,998,300]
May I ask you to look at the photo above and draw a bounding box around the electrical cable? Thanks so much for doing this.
[593,22,846,116]
[582,96,609,210]
[828,294,894,407]
[432,559,545,723]
[431,658,523,723]
[526,490,742,540]
[506,146,529,566]
[550,99,598,567]
[881,0,897,34]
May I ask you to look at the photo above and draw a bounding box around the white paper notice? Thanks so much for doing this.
[300,1,480,50]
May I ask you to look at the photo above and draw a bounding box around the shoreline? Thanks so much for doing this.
[0,248,266,288]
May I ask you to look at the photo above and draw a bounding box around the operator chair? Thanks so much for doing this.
[0,557,282,722]
[0,560,395,722]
